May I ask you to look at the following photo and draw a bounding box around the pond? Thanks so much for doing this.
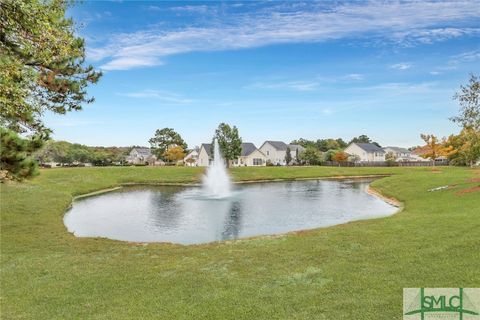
[64,179,398,245]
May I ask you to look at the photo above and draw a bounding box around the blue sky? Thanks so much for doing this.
[45,1,480,148]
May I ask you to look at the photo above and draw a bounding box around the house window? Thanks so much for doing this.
[253,158,262,166]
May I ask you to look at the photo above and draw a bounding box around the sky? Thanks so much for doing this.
[44,0,480,148]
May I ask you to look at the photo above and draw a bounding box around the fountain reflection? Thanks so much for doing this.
[221,201,242,241]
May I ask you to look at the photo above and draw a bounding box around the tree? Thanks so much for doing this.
[451,74,480,131]
[449,74,480,167]
[285,147,292,165]
[446,128,480,167]
[385,151,397,166]
[316,138,347,152]
[0,0,101,138]
[290,138,316,149]
[164,146,185,164]
[212,123,242,167]
[419,134,454,165]
[0,0,101,178]
[149,128,187,160]
[185,157,196,166]
[332,151,348,162]
[1,127,42,180]
[298,147,322,165]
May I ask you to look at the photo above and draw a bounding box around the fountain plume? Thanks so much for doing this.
[202,139,232,198]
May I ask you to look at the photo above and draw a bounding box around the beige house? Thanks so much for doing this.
[259,141,305,165]
[232,143,267,167]
[197,143,267,167]
[382,146,420,162]
[344,143,385,162]
[198,143,212,167]
[183,148,199,166]
[126,147,164,166]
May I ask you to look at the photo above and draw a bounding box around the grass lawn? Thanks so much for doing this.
[1,166,479,319]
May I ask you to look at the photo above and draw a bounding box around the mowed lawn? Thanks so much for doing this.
[1,166,479,319]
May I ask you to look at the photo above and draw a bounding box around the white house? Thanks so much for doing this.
[344,143,385,162]
[183,148,199,166]
[232,143,267,167]
[198,142,267,167]
[198,143,212,167]
[383,146,415,162]
[126,147,163,166]
[259,141,305,165]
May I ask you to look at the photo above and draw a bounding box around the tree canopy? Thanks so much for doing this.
[148,128,187,160]
[0,0,101,138]
[0,0,101,179]
[451,74,480,131]
[212,123,242,166]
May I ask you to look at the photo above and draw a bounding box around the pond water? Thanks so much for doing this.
[64,179,397,245]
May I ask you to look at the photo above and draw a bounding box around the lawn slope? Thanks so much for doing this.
[1,166,479,319]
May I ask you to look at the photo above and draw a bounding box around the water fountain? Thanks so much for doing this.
[202,138,232,198]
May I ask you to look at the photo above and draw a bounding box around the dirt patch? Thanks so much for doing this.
[467,177,480,183]
[456,185,480,195]
[430,168,442,173]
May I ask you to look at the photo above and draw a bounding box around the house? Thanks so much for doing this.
[232,143,267,167]
[183,148,199,167]
[382,146,414,162]
[344,143,385,162]
[198,143,212,167]
[411,147,445,162]
[259,141,305,165]
[126,147,163,165]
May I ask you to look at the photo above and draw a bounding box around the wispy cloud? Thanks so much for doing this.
[89,1,480,70]
[390,63,412,70]
[119,90,193,104]
[342,73,364,81]
[451,50,480,63]
[247,80,319,92]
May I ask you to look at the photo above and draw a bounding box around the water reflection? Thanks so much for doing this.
[64,179,398,245]
[221,201,242,241]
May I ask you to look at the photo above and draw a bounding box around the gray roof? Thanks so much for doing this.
[383,146,410,153]
[131,147,151,156]
[240,143,258,157]
[354,143,385,153]
[200,143,212,157]
[264,141,288,151]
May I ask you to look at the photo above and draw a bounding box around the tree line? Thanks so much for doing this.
[34,141,131,167]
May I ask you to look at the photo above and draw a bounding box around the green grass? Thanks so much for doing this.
[1,166,479,319]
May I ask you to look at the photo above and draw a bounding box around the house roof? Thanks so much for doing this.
[240,143,258,157]
[200,143,212,157]
[383,146,410,153]
[353,143,385,153]
[264,141,289,151]
[131,147,151,156]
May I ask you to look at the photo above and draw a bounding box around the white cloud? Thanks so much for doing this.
[89,1,480,70]
[342,73,364,81]
[119,90,193,104]
[247,80,319,91]
[390,63,412,70]
[451,50,480,63]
